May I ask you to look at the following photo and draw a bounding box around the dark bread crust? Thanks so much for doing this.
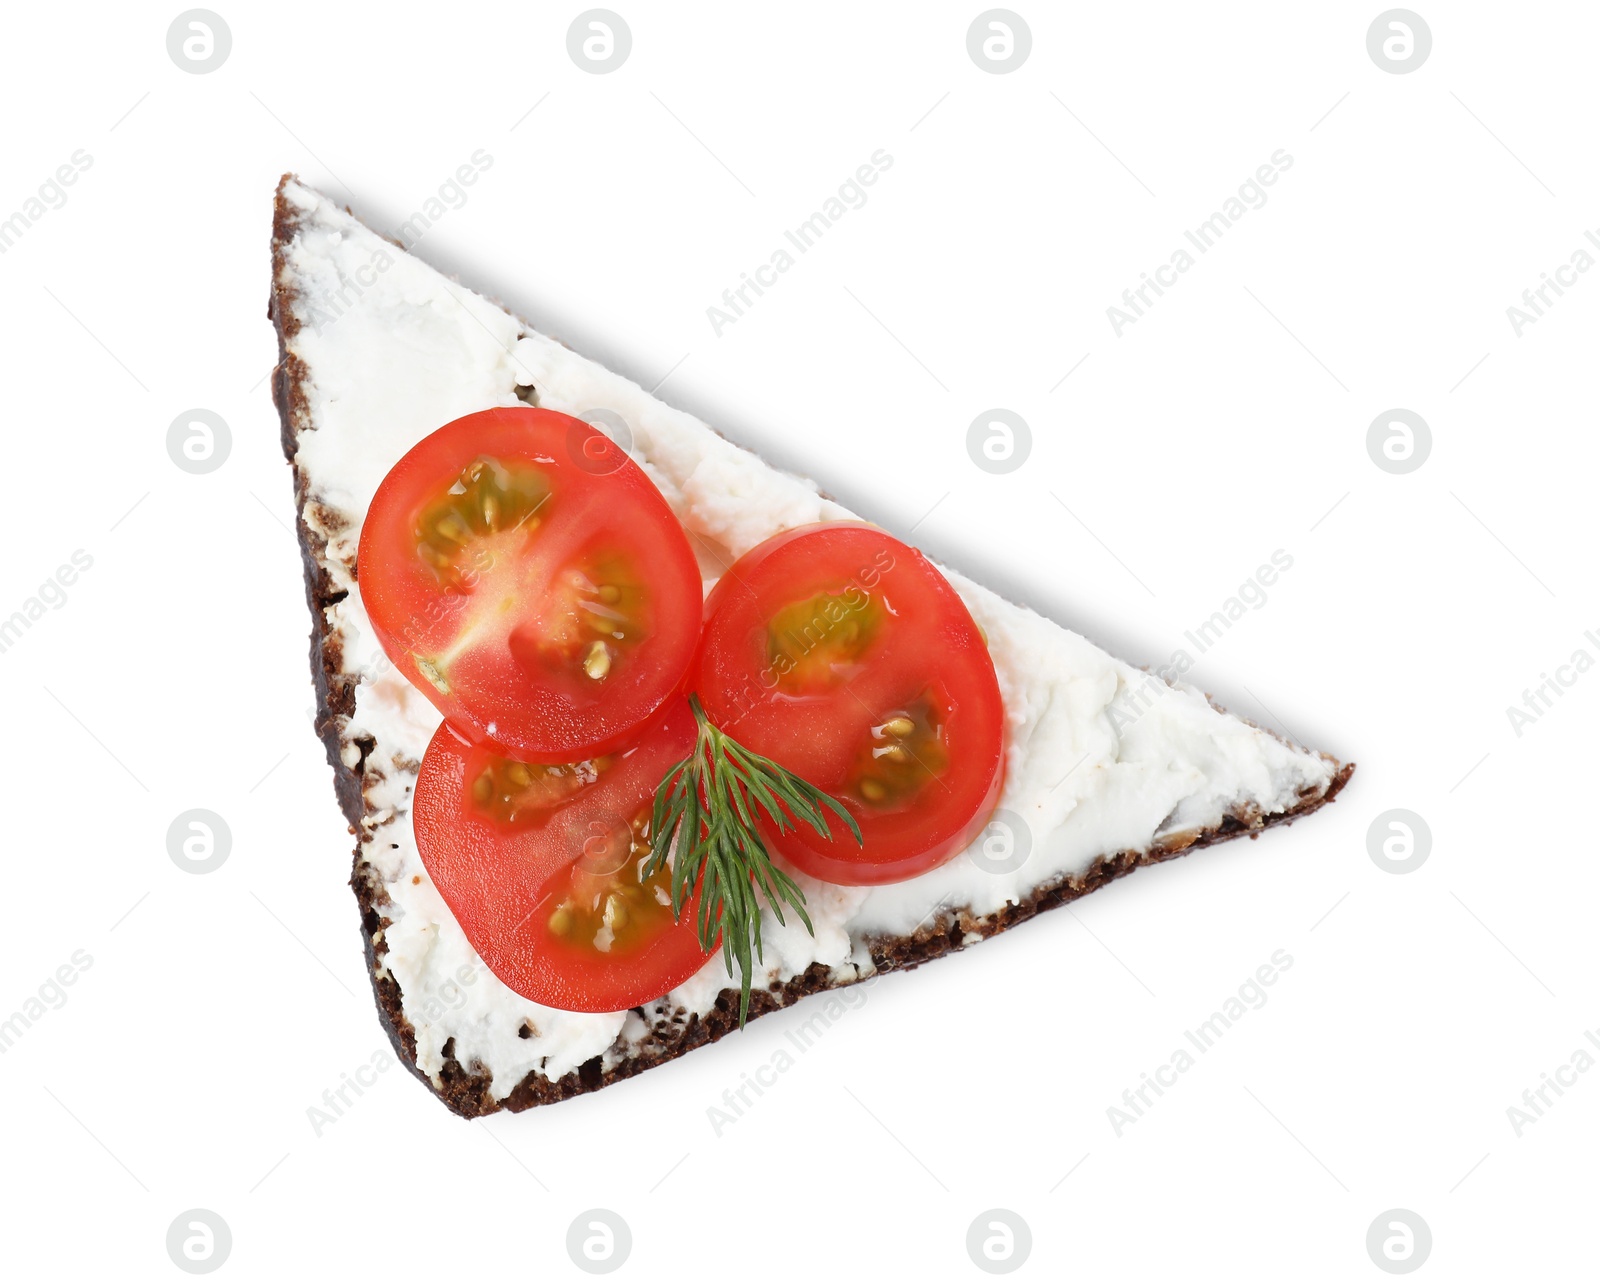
[267,174,1353,1119]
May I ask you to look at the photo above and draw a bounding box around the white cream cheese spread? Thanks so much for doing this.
[277,179,1338,1102]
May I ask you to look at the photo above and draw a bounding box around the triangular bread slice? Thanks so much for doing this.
[269,174,1351,1118]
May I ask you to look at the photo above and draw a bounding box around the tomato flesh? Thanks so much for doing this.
[695,523,1006,885]
[358,407,703,759]
[413,698,715,1013]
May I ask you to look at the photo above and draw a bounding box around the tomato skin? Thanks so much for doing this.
[357,407,703,760]
[413,698,715,1013]
[695,523,1006,886]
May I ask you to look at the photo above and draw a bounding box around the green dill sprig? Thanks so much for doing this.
[644,694,861,1025]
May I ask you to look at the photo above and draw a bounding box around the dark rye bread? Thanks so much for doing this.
[267,175,1354,1119]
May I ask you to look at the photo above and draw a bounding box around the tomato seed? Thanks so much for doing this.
[415,657,450,693]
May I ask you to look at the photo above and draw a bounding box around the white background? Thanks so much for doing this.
[1,1,1595,1278]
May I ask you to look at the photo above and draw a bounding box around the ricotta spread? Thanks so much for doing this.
[277,179,1338,1101]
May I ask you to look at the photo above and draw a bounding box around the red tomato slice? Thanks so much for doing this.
[413,698,715,1013]
[695,523,1005,886]
[358,407,703,759]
